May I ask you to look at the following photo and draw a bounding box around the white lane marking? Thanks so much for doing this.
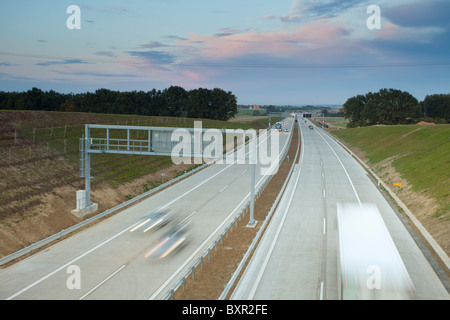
[149,125,294,300]
[149,178,263,300]
[241,169,248,175]
[323,218,326,235]
[319,281,324,300]
[6,221,141,300]
[7,163,234,299]
[323,189,326,199]
[219,185,230,193]
[246,123,304,300]
[315,130,362,206]
[79,265,127,300]
[180,211,197,225]
[9,122,290,300]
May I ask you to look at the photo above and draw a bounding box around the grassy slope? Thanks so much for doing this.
[332,125,450,219]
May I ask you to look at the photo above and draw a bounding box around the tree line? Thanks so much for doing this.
[342,88,450,127]
[0,86,238,121]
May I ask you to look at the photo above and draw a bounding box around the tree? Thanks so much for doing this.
[211,88,237,121]
[343,89,420,127]
[0,86,239,121]
[342,94,366,127]
[421,94,450,122]
[185,88,237,121]
[186,88,211,119]
[160,86,188,117]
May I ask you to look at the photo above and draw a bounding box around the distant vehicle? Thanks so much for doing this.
[308,125,314,130]
[275,122,282,131]
[337,203,415,300]
[284,128,289,132]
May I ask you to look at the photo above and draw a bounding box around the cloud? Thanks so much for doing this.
[0,62,20,67]
[175,21,354,72]
[266,0,370,24]
[95,51,117,58]
[384,0,450,29]
[126,50,177,65]
[54,70,138,78]
[263,14,277,20]
[35,59,89,67]
[215,28,239,38]
[289,0,371,19]
[165,35,188,41]
[139,41,171,49]
[280,14,304,23]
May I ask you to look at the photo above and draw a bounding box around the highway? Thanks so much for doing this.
[0,120,294,300]
[231,119,449,300]
[1,117,448,300]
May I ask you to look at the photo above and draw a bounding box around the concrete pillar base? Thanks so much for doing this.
[246,220,258,228]
[71,203,98,219]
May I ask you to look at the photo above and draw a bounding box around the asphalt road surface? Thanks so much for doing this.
[231,120,449,300]
[0,120,293,300]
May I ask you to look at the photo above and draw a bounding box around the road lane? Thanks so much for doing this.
[0,120,294,300]
[231,119,449,300]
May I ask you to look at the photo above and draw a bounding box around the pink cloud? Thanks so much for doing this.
[376,22,403,40]
[180,21,351,63]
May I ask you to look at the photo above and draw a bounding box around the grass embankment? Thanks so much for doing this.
[333,123,450,222]
[333,124,450,256]
[333,125,449,219]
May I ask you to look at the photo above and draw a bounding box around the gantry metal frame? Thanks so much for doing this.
[77,124,259,225]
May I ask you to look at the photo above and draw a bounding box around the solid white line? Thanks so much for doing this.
[149,159,276,299]
[315,130,361,206]
[180,211,197,225]
[246,123,304,300]
[9,121,290,300]
[149,124,293,300]
[7,164,235,300]
[6,221,141,300]
[319,281,324,300]
[79,265,127,300]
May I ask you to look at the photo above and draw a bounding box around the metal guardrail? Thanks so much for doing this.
[0,121,274,267]
[0,162,210,267]
[160,121,296,300]
[218,123,302,300]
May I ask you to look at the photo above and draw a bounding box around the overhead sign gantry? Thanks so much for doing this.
[73,122,278,228]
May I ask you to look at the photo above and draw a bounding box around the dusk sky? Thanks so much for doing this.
[1,0,449,105]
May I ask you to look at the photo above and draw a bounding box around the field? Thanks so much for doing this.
[0,110,277,258]
[229,108,280,124]
[332,124,450,254]
[312,116,349,129]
